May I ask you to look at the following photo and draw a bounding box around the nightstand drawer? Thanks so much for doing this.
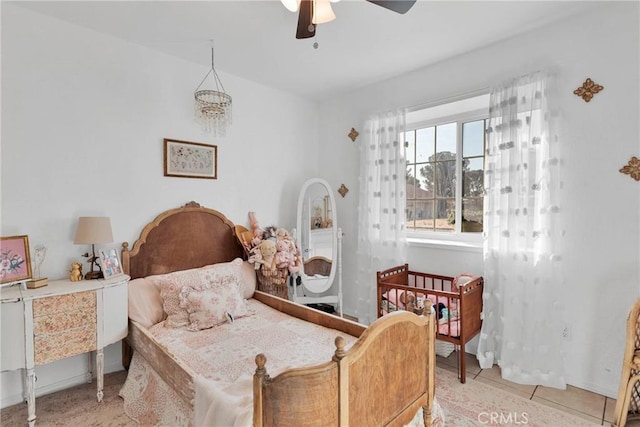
[34,327,97,365]
[32,290,97,365]
[32,290,96,317]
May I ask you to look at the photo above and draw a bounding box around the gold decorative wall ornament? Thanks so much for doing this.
[338,184,349,198]
[348,128,359,142]
[620,156,640,181]
[573,78,604,102]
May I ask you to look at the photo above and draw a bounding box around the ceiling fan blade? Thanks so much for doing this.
[366,0,416,14]
[296,0,316,39]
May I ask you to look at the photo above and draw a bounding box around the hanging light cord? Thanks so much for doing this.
[195,44,226,94]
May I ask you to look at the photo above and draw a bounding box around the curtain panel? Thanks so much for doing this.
[355,110,408,325]
[477,72,566,388]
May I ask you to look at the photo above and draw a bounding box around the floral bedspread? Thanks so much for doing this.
[120,299,445,426]
[149,299,356,380]
[120,299,358,424]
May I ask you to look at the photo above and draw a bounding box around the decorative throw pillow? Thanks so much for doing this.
[151,269,203,328]
[179,278,249,331]
[149,258,245,329]
[198,258,244,290]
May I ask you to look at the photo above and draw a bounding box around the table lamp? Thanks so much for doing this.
[73,216,113,280]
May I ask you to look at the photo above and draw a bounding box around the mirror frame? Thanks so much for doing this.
[296,178,337,294]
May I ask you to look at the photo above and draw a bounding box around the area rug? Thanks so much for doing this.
[435,368,598,426]
[1,368,598,426]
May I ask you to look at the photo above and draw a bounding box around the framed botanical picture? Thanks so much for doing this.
[98,248,124,279]
[164,138,217,179]
[0,235,32,284]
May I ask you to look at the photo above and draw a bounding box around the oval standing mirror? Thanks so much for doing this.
[293,178,342,316]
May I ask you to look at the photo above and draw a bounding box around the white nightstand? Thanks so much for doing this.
[0,275,129,426]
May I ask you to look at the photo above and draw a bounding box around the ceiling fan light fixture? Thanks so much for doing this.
[312,0,335,24]
[281,0,301,13]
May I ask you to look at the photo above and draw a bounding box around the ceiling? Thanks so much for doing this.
[12,0,599,102]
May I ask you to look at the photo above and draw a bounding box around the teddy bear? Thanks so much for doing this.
[69,262,83,281]
[255,239,277,272]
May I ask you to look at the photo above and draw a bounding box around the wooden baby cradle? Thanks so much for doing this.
[377,264,484,383]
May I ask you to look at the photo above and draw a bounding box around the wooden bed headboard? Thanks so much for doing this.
[122,201,245,279]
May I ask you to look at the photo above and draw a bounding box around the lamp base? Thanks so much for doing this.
[84,271,103,280]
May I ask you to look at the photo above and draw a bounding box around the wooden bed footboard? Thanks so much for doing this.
[254,310,436,427]
[377,264,484,383]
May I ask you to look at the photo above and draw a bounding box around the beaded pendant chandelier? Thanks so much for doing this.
[194,43,232,137]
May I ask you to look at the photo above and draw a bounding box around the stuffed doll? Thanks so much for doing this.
[248,212,263,240]
[274,240,291,269]
[275,228,291,241]
[262,225,278,241]
[287,252,300,274]
[248,246,263,270]
[256,239,277,272]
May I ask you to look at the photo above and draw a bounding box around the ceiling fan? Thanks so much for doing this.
[281,0,417,39]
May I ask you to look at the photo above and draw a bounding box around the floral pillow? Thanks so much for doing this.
[179,278,249,331]
[149,258,244,328]
[151,269,202,328]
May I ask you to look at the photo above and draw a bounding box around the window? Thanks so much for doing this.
[404,94,489,235]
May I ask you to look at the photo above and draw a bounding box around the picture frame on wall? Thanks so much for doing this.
[164,138,218,179]
[98,248,124,279]
[0,235,32,285]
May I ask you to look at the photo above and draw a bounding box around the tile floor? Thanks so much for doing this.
[436,351,636,426]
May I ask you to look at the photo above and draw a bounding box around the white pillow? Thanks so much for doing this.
[128,277,165,328]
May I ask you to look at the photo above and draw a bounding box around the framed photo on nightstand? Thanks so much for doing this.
[98,248,124,279]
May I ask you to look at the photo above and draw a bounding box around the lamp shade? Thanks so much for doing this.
[73,217,114,244]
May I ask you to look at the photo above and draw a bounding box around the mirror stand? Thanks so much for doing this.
[291,227,342,316]
[291,178,343,317]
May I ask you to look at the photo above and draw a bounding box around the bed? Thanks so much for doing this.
[118,201,443,426]
[377,264,484,383]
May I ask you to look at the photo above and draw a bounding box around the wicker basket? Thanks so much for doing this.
[257,266,289,300]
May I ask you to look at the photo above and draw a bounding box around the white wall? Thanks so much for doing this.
[0,4,319,406]
[319,2,639,398]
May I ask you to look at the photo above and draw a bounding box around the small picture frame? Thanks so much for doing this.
[0,235,33,284]
[98,248,124,279]
[164,138,218,179]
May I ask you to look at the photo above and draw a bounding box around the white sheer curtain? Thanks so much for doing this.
[477,72,566,388]
[355,110,408,325]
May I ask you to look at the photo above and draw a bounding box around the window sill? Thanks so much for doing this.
[407,237,483,253]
